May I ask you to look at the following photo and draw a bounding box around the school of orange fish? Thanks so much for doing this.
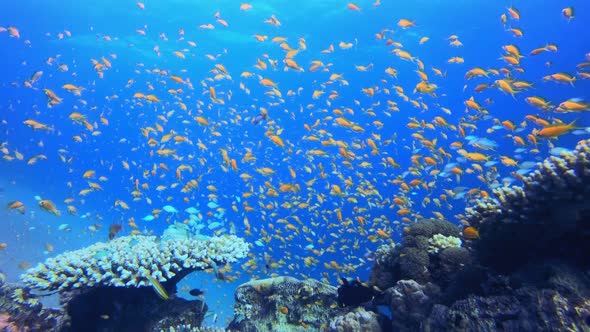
[1,3,589,284]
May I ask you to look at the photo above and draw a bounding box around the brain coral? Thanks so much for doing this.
[21,234,249,291]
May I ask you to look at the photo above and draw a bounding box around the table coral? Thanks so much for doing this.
[21,235,249,291]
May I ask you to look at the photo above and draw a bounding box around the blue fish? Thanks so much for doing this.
[142,215,155,221]
[185,207,199,214]
[162,205,178,213]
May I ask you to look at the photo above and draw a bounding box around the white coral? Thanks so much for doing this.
[20,234,249,291]
[427,234,462,254]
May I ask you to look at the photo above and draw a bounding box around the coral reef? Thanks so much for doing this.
[337,277,382,307]
[466,139,590,226]
[383,279,435,331]
[464,138,590,272]
[6,139,589,331]
[15,233,248,331]
[157,326,226,332]
[427,234,462,254]
[426,287,590,331]
[367,139,590,331]
[425,262,590,331]
[328,307,382,332]
[368,218,463,289]
[228,276,342,331]
[21,234,249,291]
[0,271,65,331]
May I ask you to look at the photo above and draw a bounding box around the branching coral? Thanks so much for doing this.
[21,235,249,291]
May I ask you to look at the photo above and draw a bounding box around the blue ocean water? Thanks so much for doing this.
[0,0,589,327]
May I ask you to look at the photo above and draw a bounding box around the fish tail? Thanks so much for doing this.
[568,119,578,129]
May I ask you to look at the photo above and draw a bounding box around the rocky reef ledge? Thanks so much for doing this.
[368,139,590,331]
[228,276,385,332]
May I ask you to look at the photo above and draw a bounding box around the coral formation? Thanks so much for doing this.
[426,234,462,254]
[13,232,248,331]
[328,307,382,332]
[374,243,396,267]
[384,279,434,331]
[0,271,65,331]
[6,139,589,331]
[426,285,590,331]
[229,276,341,331]
[368,218,462,288]
[158,326,227,332]
[465,139,590,227]
[464,138,590,272]
[466,139,590,227]
[367,139,590,331]
[21,234,249,291]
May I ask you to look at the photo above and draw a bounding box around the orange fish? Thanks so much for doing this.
[507,6,520,20]
[537,121,576,138]
[259,78,277,87]
[7,201,25,214]
[270,135,285,148]
[462,227,479,239]
[39,200,61,216]
[376,229,389,238]
[347,3,361,11]
[556,99,589,113]
[543,72,576,86]
[562,7,574,21]
[397,19,415,29]
[7,26,20,38]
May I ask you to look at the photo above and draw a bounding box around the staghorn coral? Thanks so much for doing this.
[21,234,249,291]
